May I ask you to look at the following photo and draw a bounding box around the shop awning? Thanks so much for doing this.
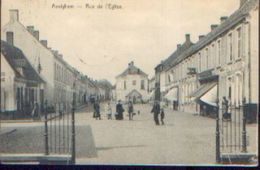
[164,88,178,101]
[200,84,218,106]
[189,82,217,102]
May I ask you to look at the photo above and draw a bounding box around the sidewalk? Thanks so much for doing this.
[0,127,17,136]
[1,104,89,124]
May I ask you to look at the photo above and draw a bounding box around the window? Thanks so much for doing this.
[132,80,136,86]
[217,40,221,65]
[237,28,242,58]
[198,53,201,72]
[211,44,215,68]
[54,63,57,80]
[205,48,209,69]
[1,72,5,77]
[228,33,233,62]
[6,32,14,45]
[141,80,145,90]
[228,86,232,100]
[168,74,171,83]
[124,81,126,90]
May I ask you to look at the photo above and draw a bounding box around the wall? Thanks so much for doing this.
[0,54,16,111]
[116,74,148,101]
[2,21,55,104]
[249,5,259,104]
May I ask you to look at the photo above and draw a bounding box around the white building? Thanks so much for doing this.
[155,0,258,121]
[1,40,44,118]
[1,10,85,112]
[115,61,149,103]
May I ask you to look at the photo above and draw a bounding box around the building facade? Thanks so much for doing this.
[1,9,112,114]
[115,61,149,103]
[155,0,258,119]
[1,40,45,118]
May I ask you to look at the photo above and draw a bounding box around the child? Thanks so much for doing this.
[160,108,165,125]
[106,102,112,120]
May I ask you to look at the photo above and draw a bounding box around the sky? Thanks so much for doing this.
[1,0,239,84]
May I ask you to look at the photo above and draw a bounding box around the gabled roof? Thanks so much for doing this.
[116,62,148,78]
[1,40,44,83]
[168,0,258,68]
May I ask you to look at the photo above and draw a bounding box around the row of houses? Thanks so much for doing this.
[154,0,258,120]
[1,9,112,118]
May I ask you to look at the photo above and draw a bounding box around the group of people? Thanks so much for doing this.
[93,100,136,121]
[93,99,166,125]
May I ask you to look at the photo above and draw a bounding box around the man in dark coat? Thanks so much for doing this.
[128,101,134,120]
[116,100,124,120]
[222,97,230,120]
[93,101,101,120]
[151,101,160,125]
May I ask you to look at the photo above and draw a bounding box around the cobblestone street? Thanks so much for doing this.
[74,103,257,165]
[0,103,257,165]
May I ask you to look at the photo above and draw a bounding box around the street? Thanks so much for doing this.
[0,103,257,165]
[75,103,257,165]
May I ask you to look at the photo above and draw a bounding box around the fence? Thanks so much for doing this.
[216,98,256,164]
[0,99,76,165]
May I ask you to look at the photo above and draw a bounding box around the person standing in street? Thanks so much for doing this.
[106,102,112,120]
[151,100,160,125]
[116,100,124,120]
[128,101,134,120]
[94,100,101,120]
[222,96,230,120]
[160,107,165,125]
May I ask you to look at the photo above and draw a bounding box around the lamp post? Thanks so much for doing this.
[216,99,220,163]
[71,81,76,164]
[44,100,49,155]
[242,97,247,153]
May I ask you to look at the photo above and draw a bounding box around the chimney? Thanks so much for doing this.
[32,30,39,40]
[51,50,59,56]
[185,34,190,42]
[9,9,19,22]
[177,44,181,49]
[240,0,248,8]
[27,26,34,34]
[199,35,205,40]
[40,40,48,48]
[58,54,63,59]
[211,24,218,31]
[220,16,228,24]
[129,61,134,66]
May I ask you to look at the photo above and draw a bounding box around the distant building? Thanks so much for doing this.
[148,76,156,101]
[96,80,113,101]
[1,40,45,118]
[115,61,149,103]
[111,85,116,101]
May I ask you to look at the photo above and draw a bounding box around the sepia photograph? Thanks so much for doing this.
[0,0,259,167]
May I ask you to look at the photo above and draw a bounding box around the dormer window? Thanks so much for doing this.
[16,67,24,76]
